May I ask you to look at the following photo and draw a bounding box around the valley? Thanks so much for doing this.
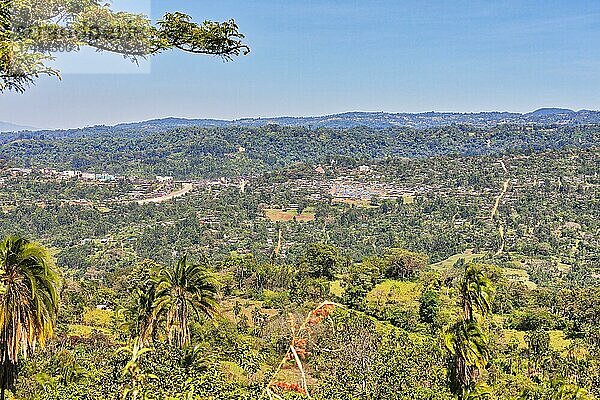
[0,122,597,399]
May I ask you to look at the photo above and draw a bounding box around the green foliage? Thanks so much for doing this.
[152,255,220,348]
[260,289,289,309]
[445,320,490,398]
[341,257,382,310]
[445,263,496,398]
[525,329,550,359]
[506,309,561,332]
[419,289,441,327]
[382,248,429,280]
[0,235,60,397]
[81,307,113,328]
[298,243,343,280]
[0,0,249,92]
[119,344,157,400]
[313,311,452,399]
[0,132,598,399]
[460,263,495,321]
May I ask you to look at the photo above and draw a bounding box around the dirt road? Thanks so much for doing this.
[136,183,194,205]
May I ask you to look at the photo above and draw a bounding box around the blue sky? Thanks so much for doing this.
[2,0,600,129]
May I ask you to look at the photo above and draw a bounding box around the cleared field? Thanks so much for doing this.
[508,254,571,287]
[503,267,537,289]
[367,280,420,306]
[402,194,415,204]
[430,249,484,271]
[329,280,345,297]
[68,324,112,337]
[264,208,315,222]
[502,329,572,353]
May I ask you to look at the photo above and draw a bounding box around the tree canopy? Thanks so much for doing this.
[0,0,250,92]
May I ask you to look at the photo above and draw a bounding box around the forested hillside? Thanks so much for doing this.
[0,124,598,399]
[1,124,599,178]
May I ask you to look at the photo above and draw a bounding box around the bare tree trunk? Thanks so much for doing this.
[1,343,6,400]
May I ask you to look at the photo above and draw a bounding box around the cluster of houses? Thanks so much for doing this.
[6,167,119,182]
[4,167,175,184]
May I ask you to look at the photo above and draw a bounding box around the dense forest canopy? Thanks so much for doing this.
[1,123,598,178]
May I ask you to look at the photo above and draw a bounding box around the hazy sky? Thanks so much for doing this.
[3,0,600,129]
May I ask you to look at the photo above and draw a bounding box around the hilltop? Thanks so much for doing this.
[0,121,35,132]
[4,108,600,139]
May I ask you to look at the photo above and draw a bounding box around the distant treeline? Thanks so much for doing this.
[2,124,599,178]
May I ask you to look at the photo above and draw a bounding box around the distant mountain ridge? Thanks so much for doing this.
[106,108,600,130]
[525,108,576,117]
[0,121,35,132]
[3,108,600,140]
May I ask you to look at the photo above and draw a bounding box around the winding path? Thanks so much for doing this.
[490,179,509,220]
[491,160,510,255]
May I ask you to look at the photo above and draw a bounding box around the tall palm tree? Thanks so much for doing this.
[130,285,158,347]
[445,320,489,398]
[460,263,494,321]
[446,263,495,399]
[153,255,219,348]
[118,259,161,346]
[0,236,60,400]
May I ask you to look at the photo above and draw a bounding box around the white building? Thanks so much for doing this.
[156,175,174,182]
[96,173,116,182]
[81,172,96,180]
[62,170,81,178]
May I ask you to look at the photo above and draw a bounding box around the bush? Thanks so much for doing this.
[82,307,113,328]
[261,289,290,309]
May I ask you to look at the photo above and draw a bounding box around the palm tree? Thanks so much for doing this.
[0,236,60,400]
[445,320,489,398]
[446,263,495,398]
[460,263,494,321]
[153,255,219,348]
[130,285,158,347]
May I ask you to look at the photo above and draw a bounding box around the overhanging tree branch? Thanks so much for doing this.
[0,0,250,93]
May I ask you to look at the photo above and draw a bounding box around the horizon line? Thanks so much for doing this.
[8,106,597,132]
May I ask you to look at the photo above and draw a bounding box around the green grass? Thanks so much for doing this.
[503,267,537,289]
[329,280,345,297]
[430,249,484,271]
[549,330,571,351]
[402,194,415,205]
[502,329,572,352]
[556,262,571,273]
[367,280,420,306]
[67,324,112,337]
[220,361,249,383]
[82,307,114,328]
[264,208,315,222]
